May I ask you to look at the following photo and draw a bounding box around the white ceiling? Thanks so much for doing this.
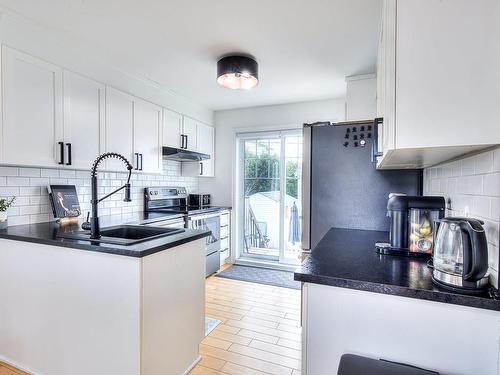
[0,0,382,111]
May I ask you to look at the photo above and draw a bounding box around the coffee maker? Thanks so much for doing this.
[432,217,489,293]
[376,194,445,257]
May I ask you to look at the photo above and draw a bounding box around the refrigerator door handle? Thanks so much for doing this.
[301,125,312,251]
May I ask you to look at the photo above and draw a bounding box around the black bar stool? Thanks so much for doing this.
[337,354,439,375]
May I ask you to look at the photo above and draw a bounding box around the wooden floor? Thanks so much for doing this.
[190,275,302,375]
[0,272,302,375]
[0,362,28,375]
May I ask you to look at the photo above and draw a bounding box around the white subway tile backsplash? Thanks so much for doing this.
[472,196,491,219]
[29,178,50,187]
[494,149,500,172]
[424,146,500,288]
[492,198,500,220]
[0,187,19,196]
[483,173,500,197]
[19,205,41,215]
[59,170,76,178]
[30,213,50,224]
[41,169,60,178]
[0,167,19,176]
[0,160,198,226]
[20,186,41,196]
[474,151,494,175]
[7,177,30,186]
[19,168,41,177]
[462,158,475,176]
[8,215,29,226]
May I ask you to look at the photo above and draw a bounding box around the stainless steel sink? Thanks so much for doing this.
[57,225,185,246]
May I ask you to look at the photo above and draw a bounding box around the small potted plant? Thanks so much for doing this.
[0,196,15,229]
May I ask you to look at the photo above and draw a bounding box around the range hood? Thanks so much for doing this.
[162,146,210,162]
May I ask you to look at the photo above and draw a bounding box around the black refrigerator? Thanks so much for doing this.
[301,122,422,250]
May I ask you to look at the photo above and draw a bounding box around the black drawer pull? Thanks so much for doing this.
[66,143,72,166]
[58,142,64,165]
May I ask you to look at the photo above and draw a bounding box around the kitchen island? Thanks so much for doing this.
[295,228,500,375]
[0,214,211,375]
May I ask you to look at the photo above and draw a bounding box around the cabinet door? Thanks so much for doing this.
[63,71,105,170]
[1,46,63,166]
[105,88,134,171]
[182,116,198,151]
[134,99,162,174]
[395,0,499,148]
[198,124,214,177]
[162,109,182,148]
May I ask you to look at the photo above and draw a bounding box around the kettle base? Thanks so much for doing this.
[432,276,489,296]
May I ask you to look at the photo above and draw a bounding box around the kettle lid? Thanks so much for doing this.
[440,217,485,231]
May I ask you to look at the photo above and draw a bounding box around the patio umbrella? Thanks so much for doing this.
[288,201,300,245]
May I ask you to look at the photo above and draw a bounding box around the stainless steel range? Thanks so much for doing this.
[144,186,221,276]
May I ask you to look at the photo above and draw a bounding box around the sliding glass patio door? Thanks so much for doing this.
[238,130,302,265]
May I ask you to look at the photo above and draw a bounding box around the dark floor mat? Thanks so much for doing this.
[216,265,301,290]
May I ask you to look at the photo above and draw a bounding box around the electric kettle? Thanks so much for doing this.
[432,217,489,293]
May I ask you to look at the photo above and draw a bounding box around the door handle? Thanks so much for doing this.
[134,153,139,170]
[139,153,143,171]
[58,142,65,165]
[66,143,72,166]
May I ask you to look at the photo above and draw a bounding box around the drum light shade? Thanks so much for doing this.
[217,55,259,90]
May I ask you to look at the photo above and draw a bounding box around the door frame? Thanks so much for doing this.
[235,128,302,265]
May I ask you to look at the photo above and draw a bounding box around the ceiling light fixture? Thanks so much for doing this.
[217,55,259,90]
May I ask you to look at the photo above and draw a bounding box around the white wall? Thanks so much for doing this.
[199,98,345,206]
[0,6,213,124]
[424,146,500,288]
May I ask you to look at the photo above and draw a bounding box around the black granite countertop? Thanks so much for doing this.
[0,211,211,258]
[294,228,500,312]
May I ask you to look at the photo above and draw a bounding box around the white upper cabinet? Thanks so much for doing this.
[182,123,214,177]
[105,87,134,171]
[1,46,63,167]
[377,0,500,169]
[134,99,162,174]
[182,116,198,152]
[0,45,206,175]
[162,109,183,148]
[63,71,105,170]
[198,124,214,177]
[345,74,376,121]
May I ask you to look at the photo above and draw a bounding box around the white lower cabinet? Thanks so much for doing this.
[1,46,63,167]
[219,210,231,267]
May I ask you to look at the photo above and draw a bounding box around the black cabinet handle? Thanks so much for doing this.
[139,153,143,171]
[185,135,188,150]
[180,134,185,149]
[66,143,72,166]
[58,142,65,165]
[371,117,384,163]
[200,162,203,176]
[134,153,139,170]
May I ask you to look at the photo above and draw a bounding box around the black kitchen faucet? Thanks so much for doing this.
[84,153,133,239]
